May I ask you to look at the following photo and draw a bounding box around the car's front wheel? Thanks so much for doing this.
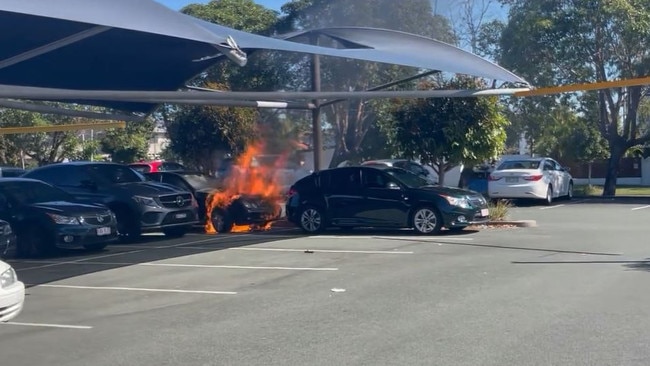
[210,208,233,233]
[566,181,573,200]
[299,206,326,234]
[411,207,443,235]
[163,226,189,238]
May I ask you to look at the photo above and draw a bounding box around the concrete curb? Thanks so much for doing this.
[484,220,537,227]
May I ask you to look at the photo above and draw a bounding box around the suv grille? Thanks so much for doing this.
[82,212,114,225]
[159,193,193,209]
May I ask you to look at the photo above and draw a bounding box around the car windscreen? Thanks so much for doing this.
[384,168,431,188]
[181,173,220,190]
[129,164,151,173]
[497,160,541,170]
[88,164,145,184]
[1,181,74,204]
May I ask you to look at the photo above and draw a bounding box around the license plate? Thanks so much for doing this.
[96,227,111,236]
[175,213,187,219]
[505,177,518,183]
[481,208,489,217]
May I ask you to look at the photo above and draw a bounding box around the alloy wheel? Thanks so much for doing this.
[300,208,322,233]
[413,208,438,234]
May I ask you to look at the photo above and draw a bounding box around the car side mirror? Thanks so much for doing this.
[387,182,401,190]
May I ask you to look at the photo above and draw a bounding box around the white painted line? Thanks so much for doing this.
[15,250,146,271]
[35,284,237,295]
[631,205,650,211]
[540,204,565,210]
[4,321,93,330]
[229,247,414,254]
[567,199,588,205]
[18,260,339,272]
[374,236,474,241]
[154,228,299,249]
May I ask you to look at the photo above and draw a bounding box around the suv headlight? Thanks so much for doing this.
[133,195,161,208]
[0,267,17,288]
[442,195,471,209]
[47,213,81,225]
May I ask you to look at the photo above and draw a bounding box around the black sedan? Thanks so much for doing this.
[286,166,489,234]
[0,178,118,257]
[145,171,282,233]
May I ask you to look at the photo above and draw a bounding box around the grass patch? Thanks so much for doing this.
[575,185,650,196]
[488,199,512,221]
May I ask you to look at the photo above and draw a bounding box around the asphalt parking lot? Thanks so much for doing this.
[2,198,650,366]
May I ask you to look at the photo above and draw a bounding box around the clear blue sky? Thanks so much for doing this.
[156,0,284,11]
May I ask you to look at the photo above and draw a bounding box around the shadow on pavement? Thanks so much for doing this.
[9,224,485,289]
[508,196,650,207]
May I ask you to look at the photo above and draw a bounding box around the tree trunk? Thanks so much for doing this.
[602,142,626,196]
[437,168,446,186]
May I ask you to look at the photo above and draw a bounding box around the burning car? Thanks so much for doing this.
[145,170,282,233]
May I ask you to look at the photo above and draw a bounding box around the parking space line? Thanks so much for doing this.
[16,260,339,271]
[229,247,414,254]
[540,204,565,210]
[631,205,650,211]
[35,284,237,295]
[153,228,299,249]
[14,250,146,271]
[3,321,93,330]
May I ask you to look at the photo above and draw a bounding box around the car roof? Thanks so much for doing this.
[362,159,409,164]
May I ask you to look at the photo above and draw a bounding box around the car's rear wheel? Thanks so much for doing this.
[567,181,574,200]
[211,208,232,233]
[412,207,443,235]
[163,226,189,238]
[299,206,325,234]
[544,185,553,206]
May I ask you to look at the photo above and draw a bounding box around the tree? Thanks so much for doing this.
[0,109,79,166]
[278,0,457,167]
[165,88,259,173]
[100,118,154,164]
[498,0,650,196]
[534,104,609,164]
[382,77,509,185]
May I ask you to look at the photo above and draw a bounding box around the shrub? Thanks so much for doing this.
[488,199,512,221]
[574,184,600,196]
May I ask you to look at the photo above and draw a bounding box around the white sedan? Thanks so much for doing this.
[0,259,25,322]
[487,157,573,205]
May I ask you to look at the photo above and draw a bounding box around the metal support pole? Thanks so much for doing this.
[310,38,323,171]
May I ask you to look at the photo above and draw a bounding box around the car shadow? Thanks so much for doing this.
[505,196,650,207]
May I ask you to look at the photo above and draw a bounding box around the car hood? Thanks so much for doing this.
[30,201,109,215]
[116,181,186,196]
[414,185,480,197]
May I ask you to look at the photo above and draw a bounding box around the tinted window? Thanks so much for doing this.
[87,164,144,184]
[497,160,541,170]
[543,160,555,171]
[384,168,431,188]
[325,168,361,194]
[160,162,185,171]
[362,169,390,188]
[180,173,219,190]
[0,168,26,177]
[0,181,74,204]
[130,164,151,173]
[24,165,69,185]
[161,174,193,192]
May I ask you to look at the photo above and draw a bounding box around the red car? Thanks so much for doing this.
[128,161,185,173]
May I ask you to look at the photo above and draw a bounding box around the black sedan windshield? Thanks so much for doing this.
[385,168,432,188]
[182,173,220,190]
[88,164,145,184]
[1,181,74,204]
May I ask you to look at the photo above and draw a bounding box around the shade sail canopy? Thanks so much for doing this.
[0,0,530,114]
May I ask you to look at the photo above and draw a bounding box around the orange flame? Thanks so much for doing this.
[205,143,288,234]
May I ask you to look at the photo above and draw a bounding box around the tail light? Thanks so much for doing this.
[523,174,543,181]
[488,174,501,181]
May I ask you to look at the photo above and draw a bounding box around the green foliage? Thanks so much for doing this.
[382,77,509,185]
[498,0,650,195]
[165,99,259,173]
[534,104,609,163]
[100,119,154,164]
[0,109,80,166]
